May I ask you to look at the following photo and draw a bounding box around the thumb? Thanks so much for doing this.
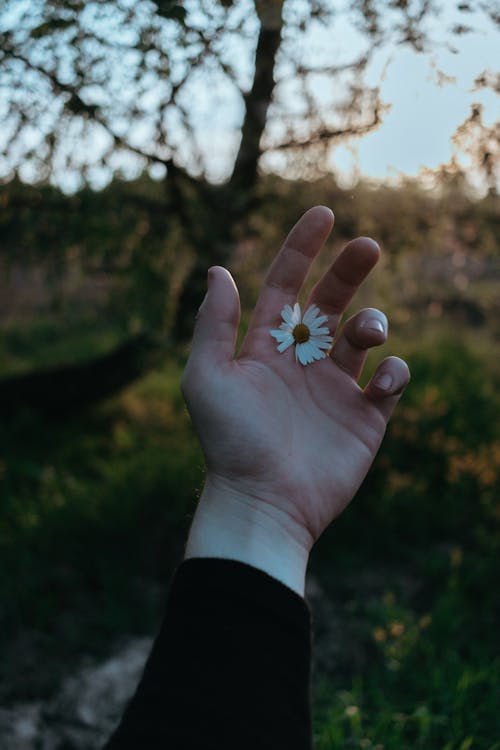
[189,266,240,366]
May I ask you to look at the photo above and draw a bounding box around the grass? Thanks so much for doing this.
[0,351,203,699]
[308,327,500,749]
[309,540,500,749]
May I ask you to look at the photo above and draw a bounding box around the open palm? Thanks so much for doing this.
[182,207,410,551]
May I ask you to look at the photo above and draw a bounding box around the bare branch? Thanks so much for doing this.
[267,105,382,152]
[294,54,370,78]
[1,42,203,191]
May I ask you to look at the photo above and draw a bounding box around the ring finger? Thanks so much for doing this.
[330,307,388,381]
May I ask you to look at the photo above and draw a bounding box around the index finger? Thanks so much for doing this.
[238,206,334,354]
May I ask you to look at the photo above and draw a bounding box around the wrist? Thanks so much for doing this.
[184,475,312,597]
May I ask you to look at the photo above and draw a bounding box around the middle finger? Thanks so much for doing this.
[306,236,381,337]
[238,206,334,357]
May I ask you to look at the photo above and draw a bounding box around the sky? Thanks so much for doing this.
[331,15,500,189]
[194,2,500,192]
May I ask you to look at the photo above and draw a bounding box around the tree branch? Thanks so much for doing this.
[2,45,205,192]
[228,0,285,200]
[268,106,382,151]
[293,54,369,78]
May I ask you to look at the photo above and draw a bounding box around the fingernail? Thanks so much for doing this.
[373,372,392,391]
[361,318,385,333]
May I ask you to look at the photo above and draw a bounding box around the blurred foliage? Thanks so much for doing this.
[310,330,500,749]
[0,176,190,334]
[236,174,500,324]
[0,353,202,700]
[1,172,499,356]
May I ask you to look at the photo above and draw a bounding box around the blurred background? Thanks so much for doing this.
[0,1,499,748]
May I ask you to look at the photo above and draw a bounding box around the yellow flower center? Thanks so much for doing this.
[292,323,310,344]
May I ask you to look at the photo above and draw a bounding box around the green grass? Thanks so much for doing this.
[310,542,500,749]
[308,329,500,749]
[0,352,203,699]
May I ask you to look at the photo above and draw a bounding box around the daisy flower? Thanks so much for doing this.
[270,303,333,365]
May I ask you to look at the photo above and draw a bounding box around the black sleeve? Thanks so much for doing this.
[103,557,313,750]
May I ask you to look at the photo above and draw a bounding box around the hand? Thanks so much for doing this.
[181,207,410,593]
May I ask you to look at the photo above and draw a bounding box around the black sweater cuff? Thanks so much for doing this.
[105,557,313,750]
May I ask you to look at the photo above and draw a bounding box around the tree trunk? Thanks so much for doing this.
[171,0,284,341]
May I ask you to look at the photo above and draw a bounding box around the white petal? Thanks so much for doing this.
[279,321,293,331]
[296,342,310,365]
[311,344,321,359]
[292,302,302,325]
[302,305,319,326]
[306,340,326,360]
[309,325,330,336]
[309,315,329,330]
[314,336,333,348]
[277,335,294,352]
[308,341,321,362]
[281,305,295,325]
[270,329,291,342]
[313,346,328,361]
[299,341,318,365]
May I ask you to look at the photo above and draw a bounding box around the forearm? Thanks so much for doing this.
[184,475,312,597]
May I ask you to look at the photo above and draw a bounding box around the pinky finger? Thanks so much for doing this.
[364,356,411,423]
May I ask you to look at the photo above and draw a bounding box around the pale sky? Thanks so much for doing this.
[194,3,500,192]
[332,20,500,188]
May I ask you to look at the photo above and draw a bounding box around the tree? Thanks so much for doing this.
[434,4,500,198]
[451,92,500,197]
[0,0,496,408]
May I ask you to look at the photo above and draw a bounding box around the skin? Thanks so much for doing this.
[182,206,410,596]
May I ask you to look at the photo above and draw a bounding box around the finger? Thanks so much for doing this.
[330,308,388,381]
[306,237,380,336]
[239,206,334,354]
[186,266,240,369]
[364,356,411,423]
